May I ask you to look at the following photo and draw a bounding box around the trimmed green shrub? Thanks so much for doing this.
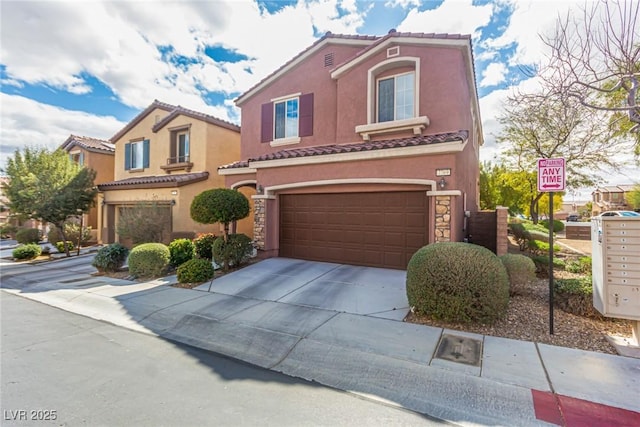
[566,256,592,274]
[16,228,41,244]
[554,276,601,318]
[499,254,536,295]
[406,243,509,324]
[212,233,253,270]
[92,243,129,273]
[509,222,530,251]
[48,223,92,246]
[531,255,566,275]
[527,240,561,255]
[540,219,565,233]
[168,238,195,267]
[127,243,170,278]
[12,243,42,260]
[194,233,217,260]
[55,241,75,253]
[177,258,214,283]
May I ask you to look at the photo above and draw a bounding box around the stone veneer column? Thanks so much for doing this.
[434,196,451,242]
[495,206,509,256]
[252,197,266,250]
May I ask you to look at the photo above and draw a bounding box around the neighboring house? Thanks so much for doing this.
[0,176,11,224]
[221,30,483,269]
[592,185,638,216]
[98,100,249,245]
[60,135,115,242]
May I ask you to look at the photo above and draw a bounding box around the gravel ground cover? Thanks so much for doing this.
[405,236,634,355]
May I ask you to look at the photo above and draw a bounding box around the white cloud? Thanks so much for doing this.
[480,62,507,87]
[482,0,581,67]
[396,0,493,38]
[0,93,125,166]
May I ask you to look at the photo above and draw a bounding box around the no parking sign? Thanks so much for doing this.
[537,158,565,192]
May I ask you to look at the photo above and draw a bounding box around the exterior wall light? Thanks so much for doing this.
[439,177,446,189]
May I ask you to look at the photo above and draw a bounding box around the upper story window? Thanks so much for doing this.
[124,139,149,171]
[162,127,193,173]
[274,97,299,140]
[354,57,427,141]
[69,151,84,166]
[261,93,314,146]
[176,130,190,163]
[377,72,415,122]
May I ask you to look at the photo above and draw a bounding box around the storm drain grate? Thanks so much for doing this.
[435,334,482,366]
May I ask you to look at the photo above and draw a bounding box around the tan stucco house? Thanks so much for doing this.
[60,135,115,242]
[221,31,483,269]
[592,185,639,216]
[98,100,251,245]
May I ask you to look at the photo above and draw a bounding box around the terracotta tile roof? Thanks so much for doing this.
[220,130,468,169]
[60,135,115,154]
[152,105,240,133]
[235,32,378,106]
[109,100,174,143]
[97,171,209,191]
[332,30,471,73]
[235,31,472,106]
[109,100,239,143]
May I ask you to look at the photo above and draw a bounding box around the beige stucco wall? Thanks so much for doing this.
[102,108,250,244]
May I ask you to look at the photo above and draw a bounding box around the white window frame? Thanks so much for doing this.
[273,95,299,141]
[130,140,144,170]
[365,57,420,125]
[176,130,189,162]
[376,71,415,123]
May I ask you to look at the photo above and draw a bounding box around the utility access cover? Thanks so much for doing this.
[435,334,482,366]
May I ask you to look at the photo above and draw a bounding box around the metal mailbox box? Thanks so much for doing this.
[592,216,640,344]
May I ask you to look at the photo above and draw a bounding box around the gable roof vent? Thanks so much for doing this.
[324,52,334,67]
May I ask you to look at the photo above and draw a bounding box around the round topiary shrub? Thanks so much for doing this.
[92,243,129,273]
[406,242,509,324]
[177,258,214,283]
[499,254,536,295]
[16,228,41,244]
[12,243,42,260]
[55,241,75,253]
[168,238,195,267]
[127,243,170,278]
[212,233,253,270]
[194,233,217,260]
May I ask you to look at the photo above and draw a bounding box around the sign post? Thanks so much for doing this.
[537,158,566,335]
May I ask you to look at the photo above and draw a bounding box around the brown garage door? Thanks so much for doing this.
[279,192,428,269]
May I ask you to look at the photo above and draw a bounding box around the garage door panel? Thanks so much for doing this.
[280,192,428,269]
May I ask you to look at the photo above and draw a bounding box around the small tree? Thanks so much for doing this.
[190,189,250,241]
[36,168,97,257]
[117,201,170,245]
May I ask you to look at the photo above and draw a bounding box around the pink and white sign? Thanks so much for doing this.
[537,158,565,192]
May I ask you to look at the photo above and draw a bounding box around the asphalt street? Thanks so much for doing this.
[1,291,449,427]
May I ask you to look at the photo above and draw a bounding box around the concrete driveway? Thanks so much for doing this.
[194,257,410,321]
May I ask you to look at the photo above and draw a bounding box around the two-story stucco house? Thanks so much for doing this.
[60,135,115,243]
[221,31,483,269]
[98,100,252,245]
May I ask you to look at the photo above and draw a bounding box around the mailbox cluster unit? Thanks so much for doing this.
[591,216,640,344]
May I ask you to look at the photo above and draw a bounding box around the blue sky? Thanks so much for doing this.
[0,0,635,196]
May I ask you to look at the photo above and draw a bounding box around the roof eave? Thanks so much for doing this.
[234,36,374,107]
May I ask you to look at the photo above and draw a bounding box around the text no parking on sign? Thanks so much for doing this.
[537,158,565,192]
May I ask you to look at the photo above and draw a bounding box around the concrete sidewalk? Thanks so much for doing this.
[1,256,639,426]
